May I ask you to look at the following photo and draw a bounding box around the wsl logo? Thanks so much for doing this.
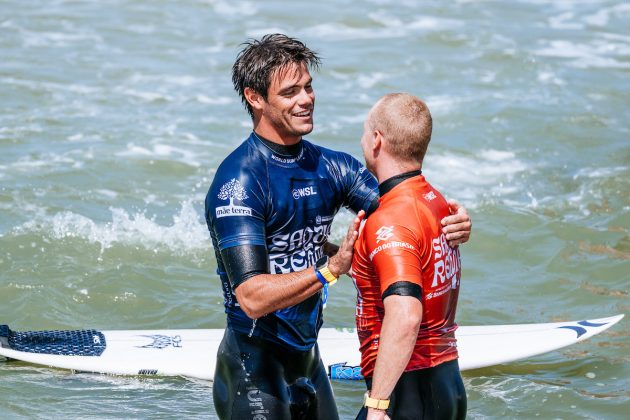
[292,186,317,199]
[216,178,253,218]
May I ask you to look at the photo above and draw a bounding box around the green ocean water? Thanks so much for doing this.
[1,0,628,418]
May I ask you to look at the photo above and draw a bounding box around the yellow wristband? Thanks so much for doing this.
[318,266,338,285]
[363,391,390,410]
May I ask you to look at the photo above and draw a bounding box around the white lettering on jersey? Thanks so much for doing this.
[268,221,332,274]
[271,148,304,164]
[431,233,461,290]
[369,241,416,261]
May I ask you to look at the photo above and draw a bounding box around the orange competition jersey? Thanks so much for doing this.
[352,173,461,378]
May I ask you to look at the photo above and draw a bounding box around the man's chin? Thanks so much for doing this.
[295,124,314,136]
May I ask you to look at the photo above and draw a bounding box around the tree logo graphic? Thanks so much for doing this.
[218,178,249,205]
[215,178,252,218]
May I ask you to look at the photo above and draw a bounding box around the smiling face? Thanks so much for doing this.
[250,62,315,145]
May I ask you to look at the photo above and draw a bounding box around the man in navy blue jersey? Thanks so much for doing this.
[205,34,472,419]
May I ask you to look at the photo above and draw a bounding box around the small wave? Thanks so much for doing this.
[195,94,233,105]
[116,143,202,168]
[534,39,630,69]
[426,150,528,202]
[13,201,211,255]
[117,88,174,103]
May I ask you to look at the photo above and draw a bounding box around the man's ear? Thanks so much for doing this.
[373,130,383,157]
[244,87,264,111]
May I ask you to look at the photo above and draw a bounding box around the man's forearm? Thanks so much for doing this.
[234,269,323,319]
[369,296,422,400]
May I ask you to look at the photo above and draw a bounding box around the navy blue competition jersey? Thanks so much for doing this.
[205,132,379,351]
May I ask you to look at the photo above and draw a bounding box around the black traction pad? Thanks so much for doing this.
[0,325,106,356]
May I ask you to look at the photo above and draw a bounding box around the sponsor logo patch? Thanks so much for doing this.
[292,186,317,199]
[423,191,437,201]
[215,178,253,218]
[375,225,394,243]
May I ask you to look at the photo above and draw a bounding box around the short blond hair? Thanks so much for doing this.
[368,93,432,164]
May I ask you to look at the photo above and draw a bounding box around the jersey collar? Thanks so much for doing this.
[250,132,305,165]
[378,170,422,196]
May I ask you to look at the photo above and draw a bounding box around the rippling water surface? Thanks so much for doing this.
[1,0,628,418]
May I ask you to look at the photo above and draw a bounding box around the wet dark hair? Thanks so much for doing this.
[232,34,321,119]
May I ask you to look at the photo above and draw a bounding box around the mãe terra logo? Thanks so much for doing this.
[216,178,253,218]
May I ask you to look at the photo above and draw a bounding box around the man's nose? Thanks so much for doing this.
[297,88,314,107]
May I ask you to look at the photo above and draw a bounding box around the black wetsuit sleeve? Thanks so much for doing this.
[220,244,269,289]
[382,281,422,301]
[338,153,379,214]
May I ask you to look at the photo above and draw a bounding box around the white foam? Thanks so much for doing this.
[368,10,462,31]
[195,94,233,105]
[21,29,104,48]
[424,150,528,204]
[425,95,464,117]
[537,71,566,85]
[118,88,173,103]
[210,0,258,16]
[548,12,584,30]
[94,189,119,199]
[583,3,630,27]
[304,23,400,41]
[246,28,289,39]
[534,40,630,69]
[126,73,205,87]
[303,11,461,41]
[8,153,81,171]
[573,166,626,180]
[15,200,211,256]
[0,77,101,95]
[357,72,387,89]
[126,24,156,35]
[116,143,202,168]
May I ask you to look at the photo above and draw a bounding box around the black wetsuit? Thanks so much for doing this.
[214,328,338,419]
[356,360,467,420]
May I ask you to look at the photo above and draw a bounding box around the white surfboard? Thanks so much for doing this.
[0,314,623,381]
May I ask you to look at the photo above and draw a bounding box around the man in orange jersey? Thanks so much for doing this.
[353,93,466,420]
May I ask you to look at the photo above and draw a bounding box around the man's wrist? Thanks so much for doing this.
[315,255,338,285]
[363,391,390,410]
